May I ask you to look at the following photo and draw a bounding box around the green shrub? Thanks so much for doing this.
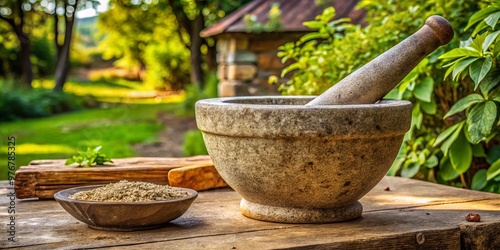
[180,71,218,117]
[180,72,218,156]
[434,3,500,192]
[31,36,56,77]
[273,0,500,192]
[183,130,208,156]
[0,87,84,122]
[144,42,190,91]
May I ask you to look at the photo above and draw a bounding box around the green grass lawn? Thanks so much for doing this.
[0,76,192,180]
[0,103,184,180]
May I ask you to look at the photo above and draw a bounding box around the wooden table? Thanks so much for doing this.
[1,176,500,249]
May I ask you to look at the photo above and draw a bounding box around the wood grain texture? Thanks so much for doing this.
[15,156,212,199]
[3,176,500,249]
[168,164,228,191]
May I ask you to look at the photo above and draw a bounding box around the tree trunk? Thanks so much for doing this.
[54,13,61,60]
[53,12,76,92]
[18,32,33,88]
[0,1,33,88]
[190,13,205,87]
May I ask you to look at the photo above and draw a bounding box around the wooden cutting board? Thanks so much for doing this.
[15,156,218,199]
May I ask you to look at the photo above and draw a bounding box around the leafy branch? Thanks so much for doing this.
[435,2,500,192]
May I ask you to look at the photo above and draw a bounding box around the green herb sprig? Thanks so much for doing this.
[65,146,113,167]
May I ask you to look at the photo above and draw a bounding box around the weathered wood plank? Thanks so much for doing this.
[2,177,500,249]
[168,164,228,191]
[14,156,212,199]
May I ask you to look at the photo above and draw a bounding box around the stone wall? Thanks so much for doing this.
[216,34,301,97]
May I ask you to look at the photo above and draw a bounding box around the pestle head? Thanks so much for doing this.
[305,15,454,106]
[425,15,454,46]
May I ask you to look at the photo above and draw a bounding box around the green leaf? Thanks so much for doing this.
[444,94,484,118]
[485,11,500,29]
[494,38,500,56]
[439,158,460,181]
[421,99,437,115]
[401,163,421,178]
[385,88,401,100]
[94,154,113,165]
[281,63,300,77]
[387,144,405,176]
[472,21,490,37]
[65,158,75,165]
[472,143,487,157]
[433,121,464,147]
[94,145,102,152]
[441,122,465,156]
[412,107,423,130]
[487,145,500,164]
[464,7,500,31]
[467,101,498,143]
[300,32,328,43]
[486,158,500,181]
[424,155,439,168]
[452,58,479,81]
[469,57,492,89]
[471,33,487,53]
[483,183,500,193]
[482,30,500,52]
[414,77,434,102]
[443,65,455,80]
[471,169,488,190]
[449,131,472,174]
[439,48,481,60]
[495,174,500,182]
[482,73,500,97]
[329,18,350,26]
[303,21,324,29]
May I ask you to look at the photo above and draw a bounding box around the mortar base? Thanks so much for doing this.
[240,199,362,223]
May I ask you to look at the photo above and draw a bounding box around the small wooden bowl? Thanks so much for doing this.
[54,185,198,231]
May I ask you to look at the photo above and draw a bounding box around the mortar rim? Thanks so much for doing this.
[195,96,412,110]
[195,96,412,138]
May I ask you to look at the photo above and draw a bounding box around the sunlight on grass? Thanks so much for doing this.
[1,76,192,180]
[0,103,173,180]
[13,144,75,154]
[31,79,186,104]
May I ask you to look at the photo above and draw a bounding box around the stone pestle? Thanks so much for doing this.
[306,15,454,106]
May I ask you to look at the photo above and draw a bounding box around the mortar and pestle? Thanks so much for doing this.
[196,16,454,223]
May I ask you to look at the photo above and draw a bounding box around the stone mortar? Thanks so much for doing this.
[196,96,412,223]
[195,16,452,223]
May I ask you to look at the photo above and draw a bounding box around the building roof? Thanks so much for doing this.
[200,0,365,37]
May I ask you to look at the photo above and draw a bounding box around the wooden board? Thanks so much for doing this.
[15,156,212,199]
[2,177,500,249]
[168,164,228,191]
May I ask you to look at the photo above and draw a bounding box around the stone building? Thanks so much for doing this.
[200,0,365,97]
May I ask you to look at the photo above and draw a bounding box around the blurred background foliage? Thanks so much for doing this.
[0,0,250,179]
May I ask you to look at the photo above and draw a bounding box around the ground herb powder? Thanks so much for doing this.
[69,180,189,202]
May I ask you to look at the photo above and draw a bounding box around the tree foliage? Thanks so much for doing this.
[0,0,97,90]
[97,0,251,90]
[163,0,251,87]
[97,0,192,90]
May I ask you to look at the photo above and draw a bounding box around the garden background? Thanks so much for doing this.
[1,0,499,194]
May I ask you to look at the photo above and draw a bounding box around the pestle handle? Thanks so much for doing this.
[306,15,454,106]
